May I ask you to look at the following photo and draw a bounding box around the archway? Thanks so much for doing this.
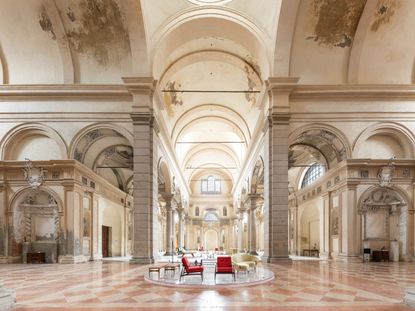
[9,188,61,263]
[204,229,219,251]
[358,186,409,261]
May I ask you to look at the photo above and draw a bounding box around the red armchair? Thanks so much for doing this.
[180,256,204,281]
[215,256,235,282]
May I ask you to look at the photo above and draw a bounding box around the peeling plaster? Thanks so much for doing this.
[39,6,56,40]
[163,81,183,117]
[307,0,366,48]
[244,65,257,105]
[65,0,131,66]
[371,0,398,32]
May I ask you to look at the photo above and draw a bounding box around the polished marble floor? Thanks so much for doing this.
[1,260,414,310]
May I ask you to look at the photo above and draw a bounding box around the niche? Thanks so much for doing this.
[13,190,60,263]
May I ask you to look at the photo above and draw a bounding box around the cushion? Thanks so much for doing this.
[217,267,233,273]
[187,266,204,273]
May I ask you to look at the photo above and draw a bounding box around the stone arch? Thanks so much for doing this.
[203,228,219,251]
[358,185,411,260]
[353,122,415,159]
[8,187,63,262]
[69,123,133,159]
[250,157,264,195]
[151,7,271,80]
[70,123,133,191]
[158,158,173,194]
[289,124,351,169]
[1,123,68,160]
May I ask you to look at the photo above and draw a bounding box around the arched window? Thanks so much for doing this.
[201,175,221,194]
[195,206,200,217]
[204,212,219,222]
[301,163,326,188]
[223,206,227,217]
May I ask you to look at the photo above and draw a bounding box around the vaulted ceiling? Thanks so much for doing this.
[1,0,414,195]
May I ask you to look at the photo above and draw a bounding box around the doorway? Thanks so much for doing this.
[205,229,218,251]
[102,225,111,258]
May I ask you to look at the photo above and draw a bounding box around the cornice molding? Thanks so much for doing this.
[266,77,299,93]
[291,84,415,101]
[122,77,156,96]
[0,84,131,101]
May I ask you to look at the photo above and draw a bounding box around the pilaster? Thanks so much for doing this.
[264,77,298,263]
[246,194,263,255]
[162,193,174,256]
[123,77,157,264]
[177,204,184,249]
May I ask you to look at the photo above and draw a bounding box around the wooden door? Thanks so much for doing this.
[102,226,110,258]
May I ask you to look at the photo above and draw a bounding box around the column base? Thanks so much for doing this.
[130,256,154,264]
[58,255,89,264]
[405,287,415,307]
[0,284,15,311]
[336,253,361,262]
[319,252,330,260]
[264,256,292,264]
[0,256,7,264]
[92,253,103,261]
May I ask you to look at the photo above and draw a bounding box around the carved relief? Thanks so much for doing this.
[378,162,395,187]
[360,187,404,214]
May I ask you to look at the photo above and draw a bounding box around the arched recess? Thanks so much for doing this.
[174,115,248,146]
[190,168,233,195]
[353,123,415,159]
[204,228,219,251]
[289,124,351,169]
[151,9,271,80]
[358,186,411,260]
[158,159,173,194]
[183,144,241,170]
[172,104,251,143]
[298,203,320,255]
[8,187,63,261]
[1,123,68,160]
[70,123,133,191]
[250,157,264,195]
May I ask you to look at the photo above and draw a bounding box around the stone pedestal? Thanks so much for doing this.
[0,282,15,311]
[390,240,399,262]
[405,287,415,307]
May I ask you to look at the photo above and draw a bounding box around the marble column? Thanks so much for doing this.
[237,211,244,251]
[340,183,359,260]
[248,194,262,255]
[320,193,331,259]
[123,77,157,264]
[177,205,184,249]
[184,215,190,248]
[263,77,298,262]
[0,184,7,262]
[163,194,174,256]
[232,217,238,249]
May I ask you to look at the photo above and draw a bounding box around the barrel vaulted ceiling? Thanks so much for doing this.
[1,0,414,195]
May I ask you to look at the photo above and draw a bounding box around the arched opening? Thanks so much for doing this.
[71,126,133,192]
[9,189,61,263]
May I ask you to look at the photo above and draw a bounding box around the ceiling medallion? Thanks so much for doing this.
[187,0,233,5]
